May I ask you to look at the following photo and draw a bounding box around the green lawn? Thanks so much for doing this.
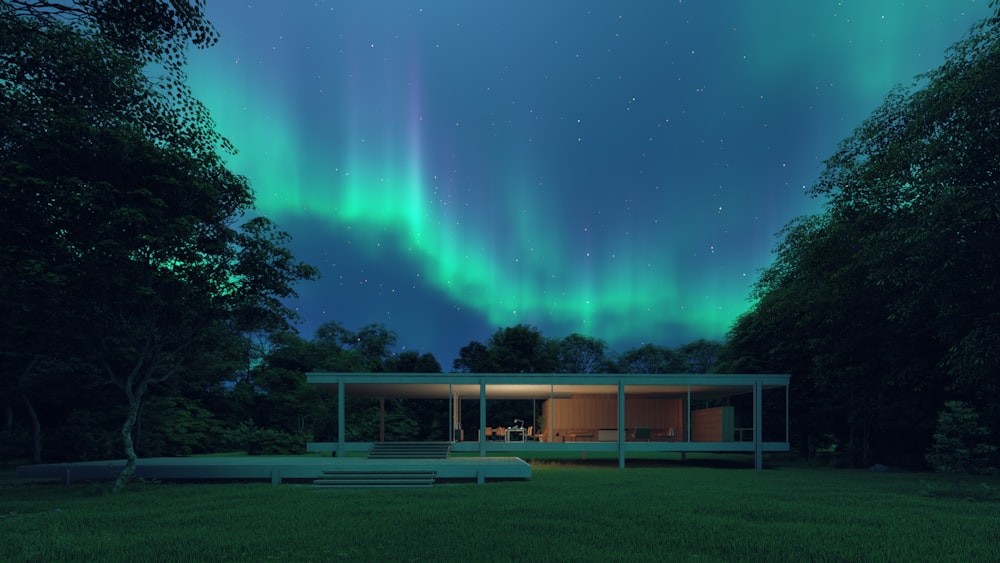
[2,460,998,562]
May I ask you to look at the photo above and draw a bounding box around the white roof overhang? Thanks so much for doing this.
[306,373,790,400]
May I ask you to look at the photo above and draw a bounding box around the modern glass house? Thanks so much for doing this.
[306,372,790,469]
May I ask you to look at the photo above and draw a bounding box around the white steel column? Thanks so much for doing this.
[337,380,345,458]
[686,384,691,442]
[379,398,385,442]
[618,379,625,469]
[754,379,763,470]
[455,387,463,441]
[479,379,486,457]
[549,384,555,443]
[786,383,790,444]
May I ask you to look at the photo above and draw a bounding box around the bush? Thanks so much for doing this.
[0,427,30,462]
[925,401,997,484]
[226,420,310,455]
[137,397,228,457]
[46,409,122,462]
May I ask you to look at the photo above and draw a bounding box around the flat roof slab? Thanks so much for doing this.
[305,372,790,400]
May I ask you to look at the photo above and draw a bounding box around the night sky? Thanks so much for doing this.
[186,1,988,363]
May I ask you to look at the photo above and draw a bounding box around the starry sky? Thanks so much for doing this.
[186,1,989,364]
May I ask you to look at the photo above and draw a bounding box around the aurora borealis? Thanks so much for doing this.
[186,1,989,362]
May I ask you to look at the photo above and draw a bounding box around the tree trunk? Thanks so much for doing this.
[22,394,42,464]
[112,381,144,493]
[135,400,144,454]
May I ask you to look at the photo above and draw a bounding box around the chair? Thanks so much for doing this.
[632,427,651,442]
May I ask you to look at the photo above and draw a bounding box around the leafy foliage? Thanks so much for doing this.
[926,401,997,478]
[617,343,686,374]
[1,2,317,489]
[137,396,227,457]
[226,419,309,456]
[452,324,558,373]
[556,333,611,373]
[486,324,560,373]
[388,350,443,373]
[720,4,1000,465]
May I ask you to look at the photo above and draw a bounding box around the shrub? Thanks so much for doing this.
[0,427,30,462]
[137,396,228,457]
[226,419,310,455]
[925,401,997,486]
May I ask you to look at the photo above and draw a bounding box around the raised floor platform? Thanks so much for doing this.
[15,456,531,485]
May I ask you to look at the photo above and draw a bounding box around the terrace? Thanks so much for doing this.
[307,372,790,469]
[16,372,788,486]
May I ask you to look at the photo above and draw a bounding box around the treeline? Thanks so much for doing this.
[0,318,723,463]
[716,6,1000,468]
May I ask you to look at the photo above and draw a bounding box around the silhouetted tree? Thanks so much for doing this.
[617,344,686,374]
[926,401,997,487]
[390,351,443,373]
[556,333,611,373]
[1,1,317,490]
[453,341,492,373]
[722,5,1000,465]
[678,339,722,374]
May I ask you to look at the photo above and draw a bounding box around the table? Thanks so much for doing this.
[505,427,525,442]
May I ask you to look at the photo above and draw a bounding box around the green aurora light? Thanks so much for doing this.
[187,1,989,356]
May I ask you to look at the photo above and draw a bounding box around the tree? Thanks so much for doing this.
[723,4,1000,465]
[617,343,686,374]
[4,0,226,154]
[453,341,492,373]
[389,351,442,373]
[1,3,318,490]
[311,321,364,372]
[926,401,997,486]
[556,333,611,373]
[345,324,398,372]
[678,340,722,374]
[386,350,445,440]
[0,1,135,465]
[486,324,559,373]
[810,6,1000,399]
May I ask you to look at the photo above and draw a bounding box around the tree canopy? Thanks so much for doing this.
[719,4,1000,466]
[1,1,317,489]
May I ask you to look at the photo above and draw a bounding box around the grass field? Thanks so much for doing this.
[2,456,999,562]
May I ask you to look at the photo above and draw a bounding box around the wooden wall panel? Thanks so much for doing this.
[542,395,685,440]
[550,395,616,429]
[691,406,734,442]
